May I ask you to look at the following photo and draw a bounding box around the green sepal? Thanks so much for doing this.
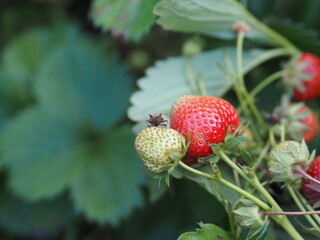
[308,149,316,164]
[246,221,269,240]
[224,136,250,149]
[240,149,254,167]
[271,151,296,167]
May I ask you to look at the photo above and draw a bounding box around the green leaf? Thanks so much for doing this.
[1,25,76,103]
[246,222,269,240]
[35,39,132,130]
[178,223,231,240]
[90,0,159,41]
[70,126,143,225]
[240,149,254,167]
[154,0,268,41]
[270,20,320,56]
[128,47,267,132]
[225,136,249,149]
[0,107,88,200]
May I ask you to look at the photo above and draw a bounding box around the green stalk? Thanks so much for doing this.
[287,185,319,228]
[219,150,250,181]
[220,151,303,239]
[236,32,267,132]
[250,70,288,98]
[250,176,303,240]
[178,161,304,240]
[235,2,299,53]
[295,188,320,227]
[253,141,270,169]
[244,48,294,73]
[178,161,270,210]
[253,20,299,54]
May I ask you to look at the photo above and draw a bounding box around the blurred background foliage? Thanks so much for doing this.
[0,0,319,239]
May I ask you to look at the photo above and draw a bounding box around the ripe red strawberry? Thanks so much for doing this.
[294,104,319,143]
[283,52,320,101]
[170,95,240,165]
[301,156,320,202]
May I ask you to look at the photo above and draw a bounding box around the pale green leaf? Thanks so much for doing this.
[70,126,143,225]
[90,0,159,40]
[128,47,266,132]
[154,0,268,40]
[35,39,132,130]
[0,107,88,200]
[178,223,231,240]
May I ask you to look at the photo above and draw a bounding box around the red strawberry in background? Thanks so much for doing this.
[170,95,240,165]
[283,52,320,101]
[266,101,319,143]
[294,104,319,143]
[302,156,320,204]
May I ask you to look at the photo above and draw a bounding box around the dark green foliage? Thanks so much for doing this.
[0,0,320,239]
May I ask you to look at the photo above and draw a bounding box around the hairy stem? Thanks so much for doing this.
[219,150,250,181]
[295,166,320,185]
[250,70,288,98]
[244,48,294,73]
[264,211,320,216]
[295,188,320,227]
[287,185,319,228]
[236,32,267,132]
[177,161,270,210]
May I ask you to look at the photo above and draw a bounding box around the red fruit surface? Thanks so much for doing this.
[302,156,320,201]
[170,95,240,165]
[292,104,319,143]
[293,53,320,101]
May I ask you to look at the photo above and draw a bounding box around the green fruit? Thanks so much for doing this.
[268,140,310,182]
[135,126,185,173]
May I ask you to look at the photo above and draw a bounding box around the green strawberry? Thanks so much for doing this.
[135,126,185,173]
[268,140,312,182]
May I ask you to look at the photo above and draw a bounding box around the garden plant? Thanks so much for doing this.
[0,0,320,240]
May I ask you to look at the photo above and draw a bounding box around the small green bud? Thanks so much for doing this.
[233,199,264,228]
[182,37,204,57]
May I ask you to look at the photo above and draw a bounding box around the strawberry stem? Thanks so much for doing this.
[245,48,294,73]
[287,185,319,228]
[219,150,250,181]
[295,166,320,185]
[236,31,267,133]
[177,161,270,210]
[294,187,320,227]
[264,211,320,216]
[250,70,288,98]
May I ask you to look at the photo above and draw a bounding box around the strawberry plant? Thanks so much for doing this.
[1,0,320,239]
[129,0,320,239]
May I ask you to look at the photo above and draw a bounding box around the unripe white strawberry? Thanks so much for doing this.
[135,126,185,173]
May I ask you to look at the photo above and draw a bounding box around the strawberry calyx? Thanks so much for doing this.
[265,97,318,143]
[283,53,311,93]
[268,140,314,183]
[282,52,320,101]
[146,113,168,127]
[233,199,264,229]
